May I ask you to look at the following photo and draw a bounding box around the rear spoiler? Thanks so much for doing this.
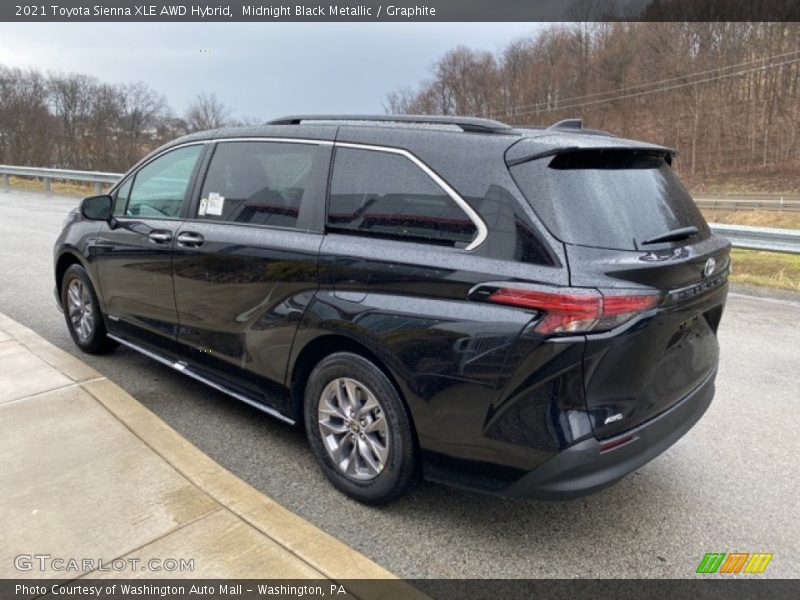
[506,145,678,168]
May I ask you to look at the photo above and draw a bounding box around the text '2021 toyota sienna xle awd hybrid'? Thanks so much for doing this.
[54,115,729,504]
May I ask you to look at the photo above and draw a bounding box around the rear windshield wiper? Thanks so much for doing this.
[640,226,698,245]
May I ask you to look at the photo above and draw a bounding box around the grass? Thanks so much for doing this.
[683,166,800,195]
[701,209,800,230]
[729,249,800,292]
[5,176,109,197]
[700,211,800,291]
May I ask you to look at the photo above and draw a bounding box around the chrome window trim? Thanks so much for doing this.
[109,140,209,195]
[110,137,331,195]
[333,141,488,251]
[113,136,488,251]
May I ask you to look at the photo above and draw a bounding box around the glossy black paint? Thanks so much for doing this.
[54,120,729,498]
[80,194,113,220]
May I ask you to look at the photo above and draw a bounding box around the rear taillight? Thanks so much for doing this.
[486,287,659,335]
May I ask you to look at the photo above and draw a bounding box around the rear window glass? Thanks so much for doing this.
[509,150,709,250]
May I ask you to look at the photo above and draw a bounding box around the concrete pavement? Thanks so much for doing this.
[0,311,416,590]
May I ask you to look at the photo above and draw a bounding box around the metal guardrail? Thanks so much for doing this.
[709,223,800,254]
[0,165,122,195]
[1,165,799,254]
[695,195,800,213]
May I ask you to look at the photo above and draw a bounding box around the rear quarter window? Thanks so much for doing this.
[327,147,478,247]
[509,150,710,251]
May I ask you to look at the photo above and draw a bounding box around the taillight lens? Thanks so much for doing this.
[486,287,659,335]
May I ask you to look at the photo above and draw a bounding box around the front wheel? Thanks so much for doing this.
[304,352,418,505]
[61,264,117,354]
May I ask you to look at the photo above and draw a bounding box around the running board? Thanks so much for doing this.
[107,334,296,426]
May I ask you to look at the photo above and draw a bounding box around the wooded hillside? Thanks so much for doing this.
[386,23,800,191]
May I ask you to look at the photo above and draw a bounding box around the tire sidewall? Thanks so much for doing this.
[304,352,417,504]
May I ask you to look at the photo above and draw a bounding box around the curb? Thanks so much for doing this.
[0,312,424,596]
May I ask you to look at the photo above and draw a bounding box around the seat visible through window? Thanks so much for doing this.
[197,141,321,228]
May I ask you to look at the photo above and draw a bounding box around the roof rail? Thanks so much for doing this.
[547,118,583,131]
[268,114,513,134]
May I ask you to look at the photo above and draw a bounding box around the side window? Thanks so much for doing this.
[125,145,202,218]
[327,147,477,246]
[196,141,321,229]
[113,177,132,216]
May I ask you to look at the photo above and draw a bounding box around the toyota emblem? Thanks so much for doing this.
[703,257,716,278]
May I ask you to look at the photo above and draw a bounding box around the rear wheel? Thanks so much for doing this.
[61,264,117,354]
[304,352,418,504]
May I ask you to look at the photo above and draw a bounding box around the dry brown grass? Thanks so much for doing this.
[5,176,110,197]
[684,166,800,195]
[730,249,800,292]
[701,209,800,230]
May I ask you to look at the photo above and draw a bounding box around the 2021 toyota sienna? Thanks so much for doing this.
[54,115,729,504]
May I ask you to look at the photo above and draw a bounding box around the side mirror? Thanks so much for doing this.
[80,195,113,221]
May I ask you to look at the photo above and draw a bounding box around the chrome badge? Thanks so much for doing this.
[704,257,716,278]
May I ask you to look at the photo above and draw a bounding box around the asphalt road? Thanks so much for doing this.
[2,188,799,578]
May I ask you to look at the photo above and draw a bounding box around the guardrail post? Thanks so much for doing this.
[94,182,102,195]
[2,174,8,189]
[43,177,51,193]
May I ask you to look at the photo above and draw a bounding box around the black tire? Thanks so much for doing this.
[304,352,418,505]
[61,264,117,354]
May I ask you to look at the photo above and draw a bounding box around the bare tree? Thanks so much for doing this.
[48,72,96,167]
[185,92,231,132]
[0,67,52,167]
[385,20,800,185]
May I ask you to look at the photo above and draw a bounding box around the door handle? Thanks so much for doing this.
[148,230,172,243]
[176,232,205,247]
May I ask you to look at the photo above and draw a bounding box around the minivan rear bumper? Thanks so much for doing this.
[501,368,716,499]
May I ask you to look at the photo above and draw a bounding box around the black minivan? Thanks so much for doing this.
[54,115,729,504]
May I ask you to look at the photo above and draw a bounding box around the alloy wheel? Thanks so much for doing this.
[66,278,95,342]
[317,377,390,481]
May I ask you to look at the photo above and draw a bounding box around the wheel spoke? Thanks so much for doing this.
[357,437,381,473]
[363,412,386,434]
[68,283,81,308]
[329,433,349,463]
[319,419,349,435]
[334,381,350,415]
[344,380,360,413]
[343,442,359,475]
[320,395,348,421]
[356,394,380,418]
[363,433,389,465]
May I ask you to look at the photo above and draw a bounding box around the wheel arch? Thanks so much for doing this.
[55,251,86,301]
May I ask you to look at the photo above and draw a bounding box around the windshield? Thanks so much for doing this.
[509,150,710,251]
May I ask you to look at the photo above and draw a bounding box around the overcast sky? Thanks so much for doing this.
[0,23,547,120]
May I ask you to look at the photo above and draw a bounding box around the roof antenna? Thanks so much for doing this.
[548,118,583,131]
